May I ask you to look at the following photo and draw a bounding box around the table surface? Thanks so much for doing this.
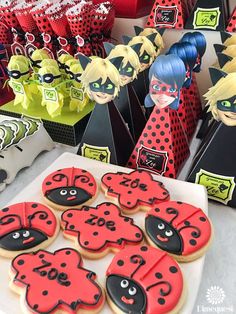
[0,126,236,314]
[0,127,235,314]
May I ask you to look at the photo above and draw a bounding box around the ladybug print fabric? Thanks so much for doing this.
[106,245,185,314]
[101,170,170,213]
[42,167,97,209]
[10,248,105,313]
[61,202,143,257]
[145,201,212,261]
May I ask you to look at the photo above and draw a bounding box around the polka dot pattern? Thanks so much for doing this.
[226,9,236,32]
[178,89,197,141]
[146,0,184,29]
[127,107,190,178]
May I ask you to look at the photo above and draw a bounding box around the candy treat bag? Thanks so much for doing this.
[7,55,37,110]
[105,42,147,142]
[0,17,13,45]
[45,2,74,55]
[62,57,79,97]
[123,34,156,111]
[13,1,40,57]
[180,31,206,120]
[167,42,198,141]
[38,65,65,118]
[66,1,92,56]
[29,49,52,76]
[0,0,26,54]
[187,69,236,208]
[57,53,74,79]
[77,55,135,166]
[90,2,114,57]
[30,2,56,58]
[68,62,90,112]
[127,54,190,179]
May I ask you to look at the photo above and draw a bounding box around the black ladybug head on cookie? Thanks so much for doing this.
[145,201,212,256]
[42,167,97,207]
[106,245,184,313]
[0,202,57,251]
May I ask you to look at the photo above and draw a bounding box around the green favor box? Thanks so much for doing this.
[0,100,94,146]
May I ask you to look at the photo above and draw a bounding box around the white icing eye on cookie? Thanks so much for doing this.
[12,232,20,239]
[60,190,67,196]
[158,223,165,230]
[121,279,129,288]
[128,287,137,296]
[70,190,77,195]
[23,231,30,238]
[165,230,173,237]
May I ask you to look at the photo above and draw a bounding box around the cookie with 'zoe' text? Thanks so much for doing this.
[0,202,59,258]
[42,167,97,210]
[106,245,186,314]
[9,248,105,314]
[145,201,213,262]
[101,170,170,214]
[61,202,144,259]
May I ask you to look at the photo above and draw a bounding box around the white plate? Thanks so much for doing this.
[0,152,208,314]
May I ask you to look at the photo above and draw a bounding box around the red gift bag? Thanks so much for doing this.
[94,0,154,18]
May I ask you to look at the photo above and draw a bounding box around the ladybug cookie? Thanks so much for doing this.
[61,202,144,259]
[0,202,59,258]
[9,248,105,314]
[145,201,213,262]
[42,167,97,210]
[106,245,185,314]
[101,170,170,214]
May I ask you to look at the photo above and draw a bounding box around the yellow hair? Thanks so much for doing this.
[222,57,236,73]
[38,65,61,76]
[139,28,164,56]
[108,44,141,80]
[223,34,236,47]
[128,35,156,65]
[205,72,236,120]
[221,45,236,58]
[80,57,121,98]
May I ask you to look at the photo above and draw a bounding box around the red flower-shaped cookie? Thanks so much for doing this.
[42,167,97,210]
[61,203,144,258]
[106,245,185,314]
[10,248,105,314]
[101,170,170,213]
[0,202,58,257]
[145,201,212,261]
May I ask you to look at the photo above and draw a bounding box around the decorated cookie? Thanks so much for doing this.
[145,201,213,262]
[101,170,170,214]
[0,202,59,258]
[106,245,185,314]
[42,167,97,210]
[61,202,144,259]
[10,248,105,314]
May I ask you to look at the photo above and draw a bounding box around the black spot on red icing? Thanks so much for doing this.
[42,167,97,207]
[145,201,212,257]
[106,245,183,313]
[101,170,170,212]
[11,248,104,313]
[0,202,57,252]
[61,203,143,253]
